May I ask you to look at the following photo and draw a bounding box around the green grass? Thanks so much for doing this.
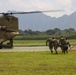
[69,39,76,44]
[13,40,46,46]
[13,39,76,46]
[0,51,76,75]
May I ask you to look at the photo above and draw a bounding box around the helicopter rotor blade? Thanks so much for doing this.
[0,10,65,15]
[11,10,65,14]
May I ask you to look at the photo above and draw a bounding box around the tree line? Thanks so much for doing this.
[13,28,76,40]
[19,28,76,36]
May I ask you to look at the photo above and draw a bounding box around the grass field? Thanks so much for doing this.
[13,40,46,46]
[13,39,76,46]
[0,51,76,75]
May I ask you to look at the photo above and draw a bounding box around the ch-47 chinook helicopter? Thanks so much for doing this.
[0,10,64,49]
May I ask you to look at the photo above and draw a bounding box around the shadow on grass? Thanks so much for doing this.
[45,51,69,55]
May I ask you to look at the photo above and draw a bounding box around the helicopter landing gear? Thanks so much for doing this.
[0,39,13,49]
[7,39,13,48]
[0,43,2,49]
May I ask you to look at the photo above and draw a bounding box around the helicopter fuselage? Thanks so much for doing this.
[0,15,19,48]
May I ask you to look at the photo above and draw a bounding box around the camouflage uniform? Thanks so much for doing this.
[46,38,53,53]
[59,36,65,52]
[46,37,58,54]
[59,37,71,54]
[59,36,65,45]
[62,38,70,54]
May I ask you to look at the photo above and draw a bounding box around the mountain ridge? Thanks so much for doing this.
[14,11,76,31]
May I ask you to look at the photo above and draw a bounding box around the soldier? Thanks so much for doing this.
[59,36,65,45]
[59,36,66,53]
[46,38,53,53]
[62,38,71,54]
[51,37,59,54]
[46,37,59,54]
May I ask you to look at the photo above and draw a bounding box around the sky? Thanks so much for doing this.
[0,0,76,17]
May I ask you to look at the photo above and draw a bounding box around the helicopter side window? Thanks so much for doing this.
[12,18,16,21]
[4,17,10,22]
[0,26,7,31]
[6,17,10,22]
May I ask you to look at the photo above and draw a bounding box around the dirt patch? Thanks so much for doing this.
[70,45,76,50]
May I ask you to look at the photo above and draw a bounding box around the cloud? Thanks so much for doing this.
[0,0,76,17]
[71,0,76,11]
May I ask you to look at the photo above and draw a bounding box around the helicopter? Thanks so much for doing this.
[0,10,64,49]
